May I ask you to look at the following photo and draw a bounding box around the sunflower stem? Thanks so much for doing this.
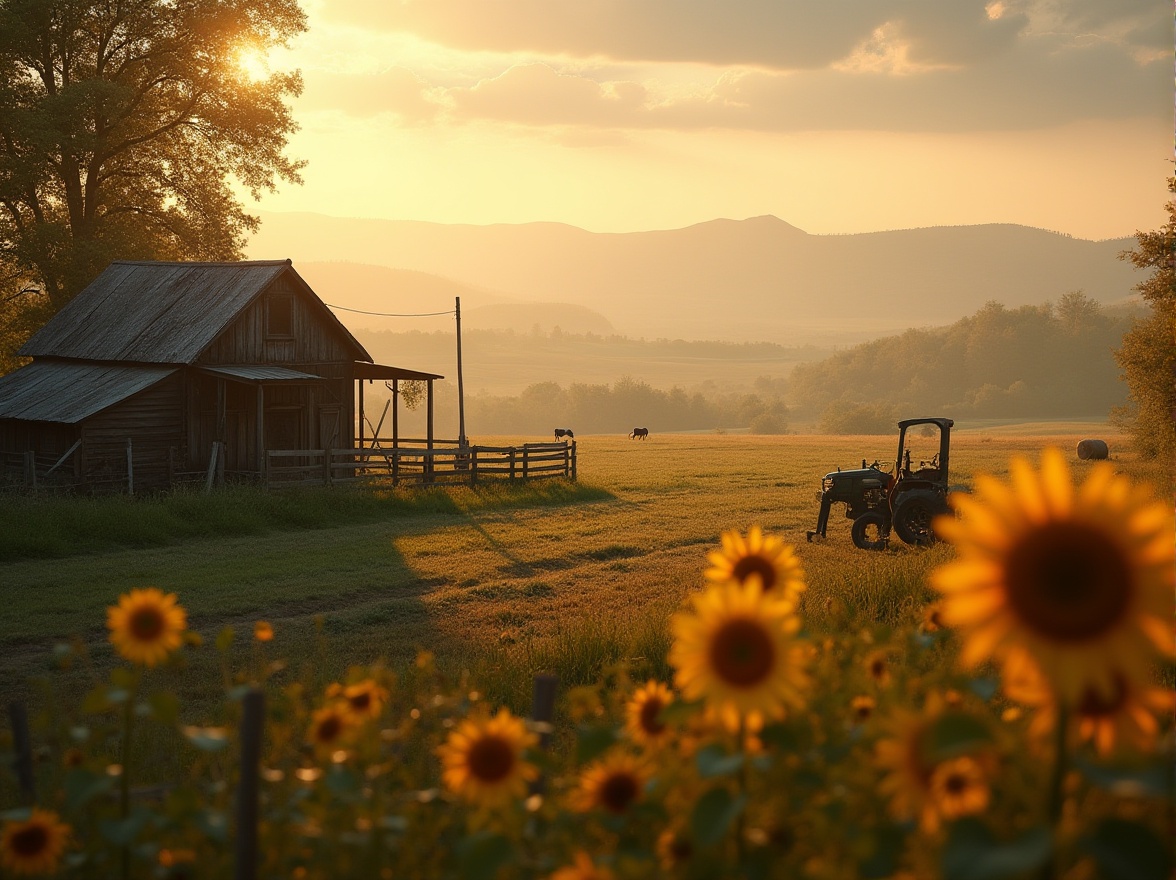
[119,674,138,880]
[1039,703,1069,880]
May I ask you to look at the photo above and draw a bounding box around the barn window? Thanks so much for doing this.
[267,295,293,337]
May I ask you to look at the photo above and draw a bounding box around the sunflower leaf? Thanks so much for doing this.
[456,831,512,880]
[695,744,744,778]
[575,723,617,764]
[925,712,993,763]
[64,768,115,810]
[690,786,748,848]
[1076,760,1171,798]
[1079,819,1172,880]
[942,818,1051,880]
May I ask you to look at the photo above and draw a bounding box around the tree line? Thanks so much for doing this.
[788,292,1135,432]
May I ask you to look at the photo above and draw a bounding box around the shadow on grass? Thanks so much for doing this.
[0,479,616,563]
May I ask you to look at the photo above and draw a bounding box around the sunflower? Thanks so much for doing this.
[656,828,694,872]
[875,694,947,833]
[670,579,810,731]
[929,756,990,821]
[106,587,187,667]
[253,621,274,642]
[932,448,1175,706]
[920,603,945,633]
[864,650,892,687]
[1004,650,1176,756]
[308,705,354,754]
[624,680,675,748]
[0,808,70,876]
[850,695,876,723]
[571,751,649,815]
[706,526,806,605]
[549,851,615,880]
[437,709,538,807]
[326,679,390,723]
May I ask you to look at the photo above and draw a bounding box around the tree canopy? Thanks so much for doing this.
[1113,176,1176,459]
[0,0,306,313]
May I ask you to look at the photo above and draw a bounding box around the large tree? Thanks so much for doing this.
[0,0,306,315]
[1114,177,1176,460]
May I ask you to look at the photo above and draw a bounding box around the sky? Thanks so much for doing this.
[247,0,1173,240]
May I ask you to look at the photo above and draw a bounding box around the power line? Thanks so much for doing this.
[325,303,456,317]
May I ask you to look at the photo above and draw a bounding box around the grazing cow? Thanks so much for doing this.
[629,427,649,440]
[554,428,574,440]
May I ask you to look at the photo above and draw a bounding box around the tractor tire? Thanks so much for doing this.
[892,490,950,546]
[851,511,889,551]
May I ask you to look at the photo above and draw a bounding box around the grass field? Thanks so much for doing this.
[2,427,1156,715]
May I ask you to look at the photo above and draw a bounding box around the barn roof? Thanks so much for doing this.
[200,365,325,383]
[0,361,177,424]
[18,260,371,364]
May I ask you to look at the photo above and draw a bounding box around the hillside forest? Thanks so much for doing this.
[360,292,1136,437]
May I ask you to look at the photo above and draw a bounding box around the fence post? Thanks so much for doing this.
[522,446,529,480]
[529,673,558,794]
[570,440,577,481]
[509,448,516,481]
[322,449,332,487]
[8,701,35,805]
[469,447,478,486]
[234,688,265,880]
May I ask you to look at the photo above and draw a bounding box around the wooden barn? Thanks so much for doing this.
[0,260,443,491]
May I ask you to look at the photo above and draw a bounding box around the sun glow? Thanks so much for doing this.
[235,46,270,82]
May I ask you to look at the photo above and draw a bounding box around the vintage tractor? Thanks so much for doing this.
[806,417,954,550]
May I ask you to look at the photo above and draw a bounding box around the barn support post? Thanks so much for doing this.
[126,438,134,495]
[357,380,365,449]
[22,451,36,489]
[255,385,265,480]
[425,380,435,482]
[391,379,399,453]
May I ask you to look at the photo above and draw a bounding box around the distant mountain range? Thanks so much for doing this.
[250,213,1141,345]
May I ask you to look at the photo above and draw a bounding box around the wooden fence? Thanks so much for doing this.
[265,441,576,489]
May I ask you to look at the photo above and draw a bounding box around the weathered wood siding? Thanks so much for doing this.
[80,372,185,489]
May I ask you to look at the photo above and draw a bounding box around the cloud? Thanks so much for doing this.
[298,66,442,120]
[447,64,646,127]
[320,0,1028,70]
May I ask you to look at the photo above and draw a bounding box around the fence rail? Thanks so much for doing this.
[265,441,576,489]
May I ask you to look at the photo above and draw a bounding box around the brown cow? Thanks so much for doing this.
[629,427,649,440]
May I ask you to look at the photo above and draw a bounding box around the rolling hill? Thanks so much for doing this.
[249,212,1140,346]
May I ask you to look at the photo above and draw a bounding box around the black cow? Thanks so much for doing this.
[629,427,649,440]
[554,428,574,440]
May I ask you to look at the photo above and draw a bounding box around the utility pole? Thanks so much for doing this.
[455,296,467,447]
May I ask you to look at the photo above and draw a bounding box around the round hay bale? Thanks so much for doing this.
[1076,439,1109,460]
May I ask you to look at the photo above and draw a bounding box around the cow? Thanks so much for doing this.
[629,427,649,440]
[554,428,574,440]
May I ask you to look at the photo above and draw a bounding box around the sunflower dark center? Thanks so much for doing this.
[12,824,48,856]
[1004,522,1133,643]
[710,618,775,687]
[1077,675,1128,718]
[600,772,640,813]
[317,716,342,742]
[732,555,777,590]
[349,692,372,711]
[668,836,693,862]
[639,697,666,735]
[943,772,968,795]
[468,735,514,783]
[129,608,165,641]
[869,659,887,679]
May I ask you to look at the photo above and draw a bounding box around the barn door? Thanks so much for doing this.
[319,407,341,452]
